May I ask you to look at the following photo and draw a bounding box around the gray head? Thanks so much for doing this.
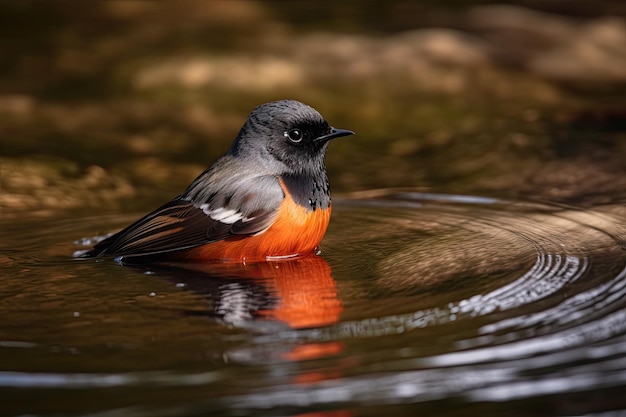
[227,100,353,175]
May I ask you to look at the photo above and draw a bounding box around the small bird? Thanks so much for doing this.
[83,100,354,262]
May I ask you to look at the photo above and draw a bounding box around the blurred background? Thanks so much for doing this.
[2,3,626,416]
[1,0,626,217]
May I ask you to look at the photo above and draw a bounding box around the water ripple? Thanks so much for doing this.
[3,192,626,415]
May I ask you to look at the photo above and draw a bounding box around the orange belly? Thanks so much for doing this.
[175,195,332,262]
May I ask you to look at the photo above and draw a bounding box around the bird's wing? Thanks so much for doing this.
[86,175,284,258]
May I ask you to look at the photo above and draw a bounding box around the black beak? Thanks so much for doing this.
[315,127,355,143]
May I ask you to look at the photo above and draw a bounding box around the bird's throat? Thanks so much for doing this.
[280,172,331,211]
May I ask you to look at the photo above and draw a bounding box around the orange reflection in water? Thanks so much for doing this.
[129,254,347,390]
[219,256,346,382]
[254,255,343,328]
[140,254,343,329]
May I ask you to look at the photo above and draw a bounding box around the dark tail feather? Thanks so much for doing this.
[79,232,120,258]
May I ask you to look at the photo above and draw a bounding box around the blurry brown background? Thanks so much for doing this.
[1,0,625,217]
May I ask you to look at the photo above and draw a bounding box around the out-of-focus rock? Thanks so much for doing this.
[0,158,135,215]
[468,5,626,84]
[468,5,578,44]
[0,95,36,116]
[134,28,490,94]
[390,29,490,67]
[530,17,626,83]
[133,55,305,90]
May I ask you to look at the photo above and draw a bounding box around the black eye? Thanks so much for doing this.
[285,128,303,143]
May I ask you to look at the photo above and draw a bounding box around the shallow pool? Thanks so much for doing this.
[2,192,626,416]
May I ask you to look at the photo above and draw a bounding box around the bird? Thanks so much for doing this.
[83,100,354,262]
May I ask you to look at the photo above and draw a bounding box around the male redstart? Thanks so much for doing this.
[83,100,354,262]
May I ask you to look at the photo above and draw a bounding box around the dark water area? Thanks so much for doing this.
[2,1,626,416]
[2,193,626,416]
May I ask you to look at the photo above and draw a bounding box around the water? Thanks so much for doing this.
[2,192,626,416]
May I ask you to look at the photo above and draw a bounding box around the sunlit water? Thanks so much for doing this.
[2,192,626,416]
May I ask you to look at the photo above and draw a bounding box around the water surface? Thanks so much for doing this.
[2,192,626,416]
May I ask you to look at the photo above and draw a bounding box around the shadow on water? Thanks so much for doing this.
[2,192,626,416]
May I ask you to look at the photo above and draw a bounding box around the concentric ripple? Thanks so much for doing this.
[217,193,626,411]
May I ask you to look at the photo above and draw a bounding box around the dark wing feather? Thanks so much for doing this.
[84,199,278,258]
[84,169,285,259]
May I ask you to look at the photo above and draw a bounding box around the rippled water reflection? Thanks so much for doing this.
[2,192,626,416]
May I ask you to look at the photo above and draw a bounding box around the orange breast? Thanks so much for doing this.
[177,194,332,262]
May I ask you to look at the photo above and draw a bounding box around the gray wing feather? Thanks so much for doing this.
[85,170,284,258]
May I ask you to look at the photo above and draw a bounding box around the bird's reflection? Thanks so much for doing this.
[126,254,343,330]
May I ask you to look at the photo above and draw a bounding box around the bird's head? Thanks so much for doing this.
[229,100,354,175]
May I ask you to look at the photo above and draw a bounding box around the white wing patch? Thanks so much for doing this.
[200,204,245,225]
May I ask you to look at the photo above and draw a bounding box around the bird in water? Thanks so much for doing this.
[83,100,354,262]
